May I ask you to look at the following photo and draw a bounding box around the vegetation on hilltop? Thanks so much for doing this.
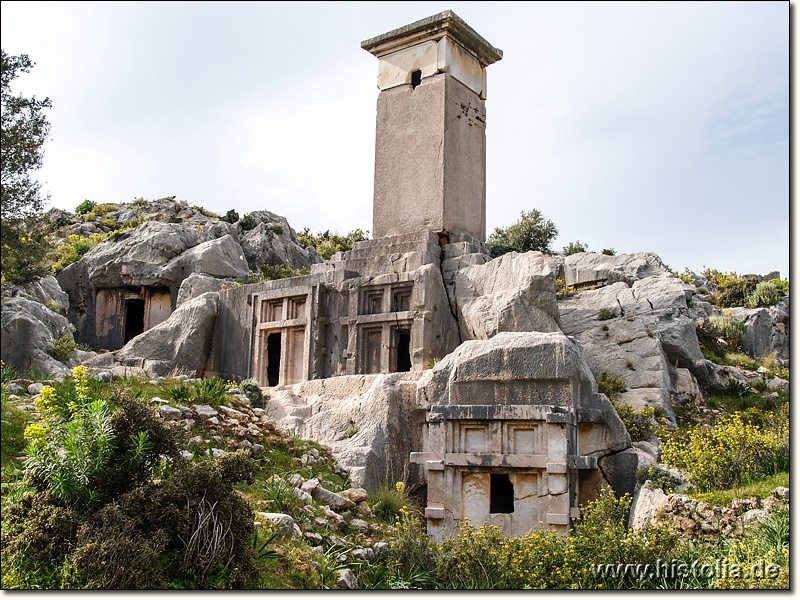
[488,209,558,257]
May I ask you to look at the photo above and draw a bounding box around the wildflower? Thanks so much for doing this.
[35,385,58,413]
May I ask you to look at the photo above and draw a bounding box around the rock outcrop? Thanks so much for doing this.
[1,277,75,377]
[724,297,789,361]
[266,372,424,492]
[452,251,562,340]
[54,200,321,351]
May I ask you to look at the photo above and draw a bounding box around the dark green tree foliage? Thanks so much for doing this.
[1,50,52,283]
[487,209,558,257]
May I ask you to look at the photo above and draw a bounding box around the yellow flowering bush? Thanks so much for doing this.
[53,232,111,271]
[659,408,788,491]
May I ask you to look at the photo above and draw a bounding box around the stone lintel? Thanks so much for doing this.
[411,451,597,470]
[428,404,570,421]
[424,405,609,424]
[361,10,503,66]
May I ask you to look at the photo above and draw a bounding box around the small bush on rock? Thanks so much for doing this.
[635,464,683,493]
[75,200,96,215]
[562,240,587,255]
[239,378,264,408]
[707,315,745,351]
[48,335,77,362]
[239,214,256,231]
[487,209,558,256]
[597,308,617,321]
[597,370,626,400]
[746,281,782,308]
[221,209,240,224]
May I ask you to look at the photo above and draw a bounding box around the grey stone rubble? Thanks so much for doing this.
[630,481,789,539]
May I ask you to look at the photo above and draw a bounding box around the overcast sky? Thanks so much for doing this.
[1,1,789,278]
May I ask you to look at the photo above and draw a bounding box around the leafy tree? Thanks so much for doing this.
[1,50,52,283]
[487,209,558,257]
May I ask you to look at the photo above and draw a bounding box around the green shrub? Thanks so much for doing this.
[601,248,616,256]
[1,217,51,284]
[221,209,240,224]
[271,223,284,235]
[371,481,413,520]
[611,400,657,442]
[75,200,96,215]
[161,378,194,403]
[52,232,111,272]
[703,269,758,308]
[255,263,307,281]
[635,464,683,493]
[555,277,577,294]
[746,281,782,308]
[23,370,115,504]
[487,209,558,256]
[239,214,256,231]
[707,315,745,351]
[239,378,264,408]
[260,477,300,518]
[720,380,752,399]
[597,308,617,321]
[297,228,369,260]
[191,377,230,405]
[597,371,626,401]
[562,240,587,255]
[48,335,77,362]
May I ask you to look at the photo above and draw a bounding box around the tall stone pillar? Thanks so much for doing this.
[362,11,502,242]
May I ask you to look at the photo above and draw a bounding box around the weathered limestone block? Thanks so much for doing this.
[116,292,219,376]
[598,448,639,498]
[629,480,669,530]
[453,251,562,340]
[724,297,789,360]
[82,221,201,288]
[1,295,74,377]
[256,512,301,539]
[162,234,250,283]
[561,252,669,289]
[176,273,236,306]
[311,485,356,511]
[557,272,731,413]
[239,210,322,271]
[10,276,70,313]
[266,373,425,492]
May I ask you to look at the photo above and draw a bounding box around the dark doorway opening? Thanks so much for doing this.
[123,298,145,343]
[267,332,282,386]
[490,474,515,514]
[411,69,422,89]
[396,330,412,372]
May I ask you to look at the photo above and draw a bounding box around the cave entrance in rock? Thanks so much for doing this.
[267,332,282,386]
[123,298,145,344]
